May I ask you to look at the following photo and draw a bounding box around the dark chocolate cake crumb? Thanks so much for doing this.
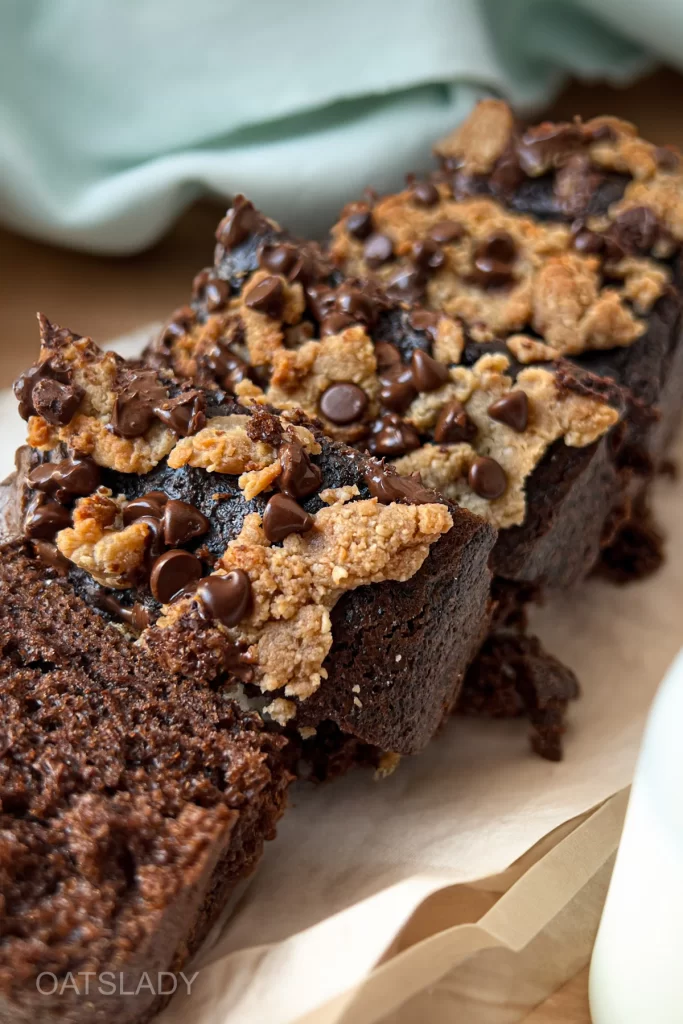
[0,543,290,1024]
[460,630,580,762]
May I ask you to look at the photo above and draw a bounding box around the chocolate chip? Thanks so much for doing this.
[279,442,322,499]
[263,493,314,543]
[196,570,252,627]
[305,284,336,321]
[31,378,83,426]
[157,306,197,352]
[150,549,203,604]
[215,195,263,250]
[572,225,605,254]
[408,309,441,340]
[364,464,437,505]
[374,342,401,371]
[14,357,73,421]
[346,210,374,240]
[95,590,151,632]
[385,266,427,304]
[130,604,152,631]
[428,220,464,245]
[489,145,525,197]
[123,491,169,526]
[32,540,70,575]
[411,239,445,272]
[24,497,71,540]
[259,242,299,276]
[434,401,477,444]
[611,206,659,254]
[335,283,377,325]
[488,390,529,432]
[321,312,355,336]
[410,350,450,392]
[319,383,368,425]
[470,232,517,288]
[468,456,507,500]
[111,370,168,439]
[245,276,285,319]
[139,515,166,569]
[163,499,210,547]
[516,122,584,176]
[379,365,418,414]
[288,245,329,287]
[363,233,394,267]
[368,414,421,457]
[204,346,249,392]
[154,391,206,436]
[192,271,230,313]
[410,180,440,207]
[28,456,100,503]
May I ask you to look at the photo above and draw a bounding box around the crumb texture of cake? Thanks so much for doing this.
[14,326,496,754]
[0,545,290,1024]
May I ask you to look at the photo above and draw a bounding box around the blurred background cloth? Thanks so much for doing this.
[1,0,675,254]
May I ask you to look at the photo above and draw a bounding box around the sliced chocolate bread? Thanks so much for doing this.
[0,543,290,1024]
[11,316,495,756]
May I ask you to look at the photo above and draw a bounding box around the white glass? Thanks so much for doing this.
[590,649,683,1024]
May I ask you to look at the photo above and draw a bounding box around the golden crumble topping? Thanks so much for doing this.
[330,192,657,351]
[146,498,453,703]
[434,98,515,175]
[168,414,319,479]
[56,490,150,588]
[392,353,618,529]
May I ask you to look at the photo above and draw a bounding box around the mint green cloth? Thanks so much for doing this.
[0,0,661,254]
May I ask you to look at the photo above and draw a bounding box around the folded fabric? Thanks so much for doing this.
[0,0,655,253]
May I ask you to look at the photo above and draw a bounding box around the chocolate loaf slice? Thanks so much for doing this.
[146,199,624,593]
[12,316,495,756]
[0,543,289,1024]
[329,101,683,582]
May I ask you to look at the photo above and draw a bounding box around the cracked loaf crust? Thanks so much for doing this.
[330,100,683,477]
[13,317,495,755]
[0,542,290,1024]
[144,199,624,590]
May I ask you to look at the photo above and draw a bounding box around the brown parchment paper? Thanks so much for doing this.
[2,341,680,1024]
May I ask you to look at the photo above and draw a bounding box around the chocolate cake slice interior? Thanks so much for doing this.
[0,543,290,1024]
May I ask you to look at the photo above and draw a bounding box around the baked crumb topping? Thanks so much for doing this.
[56,490,150,588]
[19,318,205,474]
[145,497,452,703]
[168,414,320,503]
[138,212,623,531]
[433,100,683,245]
[434,98,515,175]
[329,192,657,351]
[392,353,618,529]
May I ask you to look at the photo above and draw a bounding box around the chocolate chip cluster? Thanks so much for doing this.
[24,455,100,546]
[110,368,206,438]
[120,488,252,628]
[347,188,520,303]
[14,325,84,426]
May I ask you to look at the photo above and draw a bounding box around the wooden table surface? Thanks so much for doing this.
[3,67,682,1023]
